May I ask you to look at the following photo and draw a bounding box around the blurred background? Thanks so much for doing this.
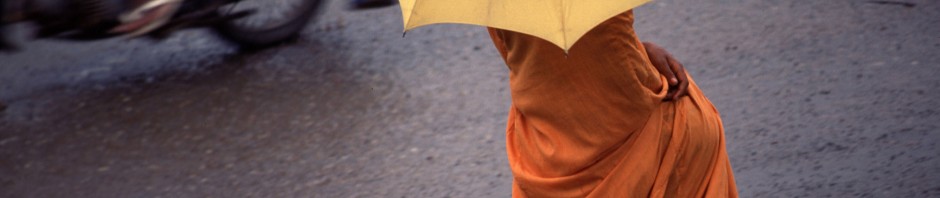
[1,0,938,197]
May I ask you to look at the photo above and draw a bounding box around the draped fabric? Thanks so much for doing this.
[487,11,738,197]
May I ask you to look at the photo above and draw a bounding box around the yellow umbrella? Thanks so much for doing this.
[399,0,651,52]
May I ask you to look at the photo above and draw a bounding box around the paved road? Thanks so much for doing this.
[1,0,938,197]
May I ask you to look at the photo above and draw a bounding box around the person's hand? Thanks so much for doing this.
[643,42,689,101]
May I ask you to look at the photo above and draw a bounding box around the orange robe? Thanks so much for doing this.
[488,11,738,197]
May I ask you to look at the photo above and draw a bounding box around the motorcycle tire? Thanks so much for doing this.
[211,0,323,49]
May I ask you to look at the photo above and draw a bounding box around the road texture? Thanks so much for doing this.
[1,0,938,197]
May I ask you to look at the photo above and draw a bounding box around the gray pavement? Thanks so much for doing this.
[1,0,938,197]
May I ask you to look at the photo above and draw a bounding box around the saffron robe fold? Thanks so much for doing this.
[488,11,738,198]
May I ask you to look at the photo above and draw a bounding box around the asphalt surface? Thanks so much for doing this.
[1,0,938,197]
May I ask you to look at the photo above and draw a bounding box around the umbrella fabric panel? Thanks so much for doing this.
[400,0,651,51]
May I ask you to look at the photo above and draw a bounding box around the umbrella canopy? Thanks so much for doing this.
[399,0,651,52]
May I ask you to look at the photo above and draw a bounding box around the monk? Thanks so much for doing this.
[487,10,738,197]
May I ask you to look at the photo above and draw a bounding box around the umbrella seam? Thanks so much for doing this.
[405,0,419,32]
[560,0,567,52]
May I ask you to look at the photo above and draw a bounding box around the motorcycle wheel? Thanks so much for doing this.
[211,0,323,49]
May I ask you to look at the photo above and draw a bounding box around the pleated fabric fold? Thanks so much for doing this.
[487,11,738,198]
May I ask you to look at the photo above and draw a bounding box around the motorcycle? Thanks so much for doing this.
[0,0,324,51]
